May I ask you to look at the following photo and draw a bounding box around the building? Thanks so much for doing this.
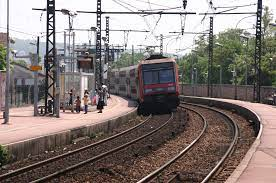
[0,32,7,46]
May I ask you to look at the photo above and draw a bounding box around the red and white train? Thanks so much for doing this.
[109,55,180,113]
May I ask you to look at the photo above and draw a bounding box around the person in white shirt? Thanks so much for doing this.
[101,83,108,106]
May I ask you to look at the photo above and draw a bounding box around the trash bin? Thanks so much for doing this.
[48,99,53,113]
[273,94,276,105]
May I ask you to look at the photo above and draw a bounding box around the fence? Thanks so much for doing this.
[9,84,45,107]
[180,84,276,102]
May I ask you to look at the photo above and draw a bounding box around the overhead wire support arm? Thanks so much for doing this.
[32,8,196,15]
[169,31,209,34]
[65,28,150,33]
[77,11,196,15]
[199,12,256,15]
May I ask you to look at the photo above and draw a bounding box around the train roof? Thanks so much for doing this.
[140,57,176,65]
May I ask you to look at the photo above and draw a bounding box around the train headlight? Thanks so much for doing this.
[144,88,153,93]
[168,86,175,91]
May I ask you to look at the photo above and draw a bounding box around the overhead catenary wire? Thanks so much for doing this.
[0,26,38,37]
[111,0,157,45]
[213,3,257,9]
[132,0,174,8]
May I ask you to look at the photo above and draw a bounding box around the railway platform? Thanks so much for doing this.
[182,96,276,183]
[0,95,137,161]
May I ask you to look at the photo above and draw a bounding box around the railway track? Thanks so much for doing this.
[0,114,175,182]
[55,107,202,182]
[137,102,239,183]
[0,102,252,183]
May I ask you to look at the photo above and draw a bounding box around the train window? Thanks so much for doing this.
[143,71,159,84]
[142,62,173,70]
[159,69,174,83]
[143,69,174,84]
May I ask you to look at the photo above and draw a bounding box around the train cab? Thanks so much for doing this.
[137,55,180,112]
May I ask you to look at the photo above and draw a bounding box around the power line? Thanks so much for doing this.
[199,12,256,15]
[112,0,136,12]
[213,3,257,9]
[0,26,38,37]
[138,6,182,12]
[132,0,174,8]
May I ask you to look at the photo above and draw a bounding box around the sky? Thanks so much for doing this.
[0,0,275,54]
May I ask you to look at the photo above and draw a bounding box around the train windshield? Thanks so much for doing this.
[142,62,175,85]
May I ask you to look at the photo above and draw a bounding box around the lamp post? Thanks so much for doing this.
[61,9,77,113]
[193,67,198,96]
[232,65,238,100]
[235,15,256,29]
[215,43,223,98]
[240,34,249,100]
[191,50,197,96]
[30,37,40,116]
[181,65,184,95]
[3,0,10,124]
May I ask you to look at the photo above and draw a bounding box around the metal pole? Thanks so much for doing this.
[195,68,198,96]
[220,65,222,97]
[71,32,75,113]
[63,31,66,112]
[182,65,184,95]
[191,68,194,96]
[132,45,134,65]
[234,66,237,100]
[245,39,248,101]
[208,17,214,97]
[4,0,10,124]
[191,55,194,96]
[55,53,60,118]
[254,0,262,102]
[34,36,39,116]
[68,15,72,73]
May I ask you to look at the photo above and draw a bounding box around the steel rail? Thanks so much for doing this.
[137,106,207,183]
[31,113,174,183]
[0,115,152,180]
[181,102,239,183]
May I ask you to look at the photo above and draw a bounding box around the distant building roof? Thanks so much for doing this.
[0,32,7,46]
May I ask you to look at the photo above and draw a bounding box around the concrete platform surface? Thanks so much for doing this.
[0,95,136,145]
[211,98,276,183]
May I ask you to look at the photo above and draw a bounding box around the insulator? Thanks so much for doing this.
[183,0,187,9]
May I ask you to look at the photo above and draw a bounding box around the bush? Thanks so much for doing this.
[0,145,9,167]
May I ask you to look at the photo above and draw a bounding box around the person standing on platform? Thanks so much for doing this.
[68,89,73,106]
[97,87,104,113]
[82,94,89,114]
[68,89,73,112]
[101,83,108,106]
[84,89,89,96]
[273,91,276,105]
[75,96,81,113]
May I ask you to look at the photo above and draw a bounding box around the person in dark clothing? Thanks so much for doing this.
[75,96,81,113]
[68,89,73,106]
[97,87,104,113]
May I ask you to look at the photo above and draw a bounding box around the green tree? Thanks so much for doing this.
[263,6,273,37]
[0,44,7,70]
[112,52,144,68]
[11,60,28,68]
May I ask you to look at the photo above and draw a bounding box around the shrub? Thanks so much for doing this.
[0,145,9,167]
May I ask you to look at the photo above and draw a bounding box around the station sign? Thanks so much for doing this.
[30,65,42,71]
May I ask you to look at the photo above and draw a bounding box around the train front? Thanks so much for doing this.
[138,57,180,112]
